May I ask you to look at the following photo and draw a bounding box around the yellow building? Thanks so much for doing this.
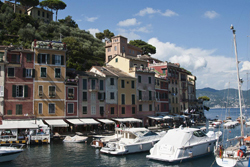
[32,40,66,118]
[27,7,53,23]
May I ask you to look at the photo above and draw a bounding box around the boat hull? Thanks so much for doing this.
[0,150,23,162]
[215,157,249,167]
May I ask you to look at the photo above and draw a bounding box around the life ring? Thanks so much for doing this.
[237,150,244,158]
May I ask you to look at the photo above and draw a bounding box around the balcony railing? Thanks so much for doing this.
[65,78,78,85]
[129,66,155,73]
[138,95,156,101]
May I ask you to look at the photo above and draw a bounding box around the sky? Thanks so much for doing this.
[57,0,250,90]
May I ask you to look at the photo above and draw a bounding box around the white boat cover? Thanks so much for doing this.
[113,118,142,123]
[163,115,173,119]
[79,119,99,124]
[44,119,69,127]
[0,121,39,129]
[97,119,115,124]
[148,116,163,120]
[66,119,86,125]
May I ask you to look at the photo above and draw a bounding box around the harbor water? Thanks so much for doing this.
[2,108,250,167]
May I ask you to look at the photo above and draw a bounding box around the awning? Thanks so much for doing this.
[79,118,99,124]
[113,118,142,123]
[148,116,163,121]
[44,119,69,127]
[97,119,115,124]
[66,119,85,125]
[0,121,39,129]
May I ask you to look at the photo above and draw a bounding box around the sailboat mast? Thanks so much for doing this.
[231,25,244,137]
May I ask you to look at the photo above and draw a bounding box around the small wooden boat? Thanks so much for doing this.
[63,135,88,143]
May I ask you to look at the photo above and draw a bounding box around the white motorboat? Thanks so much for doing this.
[100,127,166,155]
[146,126,222,163]
[0,144,24,162]
[214,25,250,167]
[91,129,123,148]
[63,135,88,143]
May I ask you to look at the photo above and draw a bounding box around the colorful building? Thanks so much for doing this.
[0,46,6,116]
[32,40,66,119]
[4,46,34,119]
[155,76,169,114]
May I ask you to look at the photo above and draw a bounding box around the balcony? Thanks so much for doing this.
[129,66,155,73]
[89,87,99,92]
[138,95,155,102]
[182,98,188,102]
[32,40,67,50]
[65,78,78,85]
[182,86,187,90]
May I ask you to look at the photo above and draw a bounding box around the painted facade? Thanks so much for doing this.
[155,76,169,114]
[0,46,6,116]
[4,47,34,119]
[105,35,142,63]
[32,40,66,118]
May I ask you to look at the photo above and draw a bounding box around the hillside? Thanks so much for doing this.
[196,87,250,108]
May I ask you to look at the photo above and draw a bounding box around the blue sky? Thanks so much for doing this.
[58,0,250,90]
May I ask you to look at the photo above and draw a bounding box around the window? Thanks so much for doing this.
[110,78,114,85]
[149,104,152,111]
[164,104,167,110]
[0,52,3,62]
[8,68,14,77]
[139,90,142,100]
[0,86,3,97]
[139,104,142,111]
[122,46,125,53]
[68,104,74,113]
[100,106,104,116]
[42,11,44,17]
[55,68,61,78]
[38,54,49,64]
[157,80,159,86]
[138,76,141,83]
[108,55,112,62]
[108,48,111,52]
[91,79,96,89]
[47,13,49,18]
[114,46,117,51]
[25,69,33,78]
[38,10,40,16]
[48,103,55,114]
[131,81,135,89]
[82,79,87,90]
[7,110,12,115]
[132,94,135,105]
[16,104,22,115]
[115,58,118,62]
[38,103,43,114]
[49,86,56,97]
[100,80,104,90]
[162,69,166,74]
[68,88,74,98]
[121,94,125,105]
[39,86,43,97]
[41,67,47,77]
[82,106,87,114]
[149,91,152,100]
[82,92,87,101]
[98,92,105,100]
[54,55,62,65]
[27,54,32,62]
[121,80,125,88]
[91,106,96,115]
[176,97,178,103]
[13,85,27,97]
[122,107,125,114]
[110,92,114,99]
[148,77,151,84]
[132,107,135,114]
[111,107,114,115]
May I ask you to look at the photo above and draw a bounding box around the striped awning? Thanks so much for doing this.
[79,118,100,124]
[97,119,115,124]
[44,119,68,127]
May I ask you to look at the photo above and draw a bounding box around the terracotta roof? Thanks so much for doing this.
[105,65,135,78]
[92,66,117,77]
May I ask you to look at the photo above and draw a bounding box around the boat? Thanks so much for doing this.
[214,25,250,167]
[91,129,123,148]
[0,144,24,162]
[146,126,222,163]
[100,127,166,155]
[63,135,88,143]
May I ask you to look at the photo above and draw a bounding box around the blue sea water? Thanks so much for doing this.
[2,108,250,167]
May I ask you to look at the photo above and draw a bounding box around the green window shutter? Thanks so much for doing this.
[32,69,35,78]
[23,68,26,77]
[12,85,16,97]
[61,56,64,65]
[52,55,55,64]
[37,54,41,63]
[27,54,32,62]
[24,85,28,97]
[47,54,50,64]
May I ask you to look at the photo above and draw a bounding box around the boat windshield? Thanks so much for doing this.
[193,130,206,137]
[143,131,158,136]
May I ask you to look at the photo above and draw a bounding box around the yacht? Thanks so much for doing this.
[146,126,222,163]
[63,135,88,143]
[0,144,24,162]
[100,127,166,155]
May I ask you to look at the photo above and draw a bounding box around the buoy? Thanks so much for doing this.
[229,131,231,133]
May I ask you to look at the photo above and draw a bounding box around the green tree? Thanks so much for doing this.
[9,0,39,13]
[40,0,66,21]
[129,39,156,55]
[95,29,114,41]
[58,16,78,28]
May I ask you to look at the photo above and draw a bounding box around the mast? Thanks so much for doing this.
[231,25,244,137]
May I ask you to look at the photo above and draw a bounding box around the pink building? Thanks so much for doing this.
[4,46,34,119]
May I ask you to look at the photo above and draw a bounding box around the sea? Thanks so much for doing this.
[2,108,250,167]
